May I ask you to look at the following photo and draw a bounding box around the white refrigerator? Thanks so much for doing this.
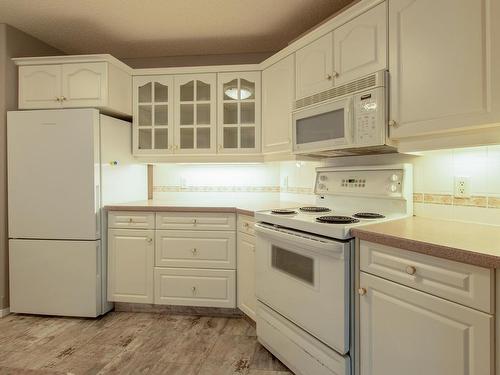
[7,109,147,317]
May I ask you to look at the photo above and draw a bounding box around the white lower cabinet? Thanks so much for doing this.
[237,230,257,320]
[108,228,154,303]
[359,271,493,375]
[154,267,236,308]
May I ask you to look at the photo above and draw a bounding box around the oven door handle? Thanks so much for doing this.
[254,223,347,256]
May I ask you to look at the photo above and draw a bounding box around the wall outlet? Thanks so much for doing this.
[454,176,470,198]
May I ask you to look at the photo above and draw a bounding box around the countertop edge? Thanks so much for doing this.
[104,205,255,217]
[352,228,500,269]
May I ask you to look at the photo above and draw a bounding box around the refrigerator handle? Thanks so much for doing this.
[95,184,101,237]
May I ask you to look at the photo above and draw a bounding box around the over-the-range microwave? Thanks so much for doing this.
[292,70,396,157]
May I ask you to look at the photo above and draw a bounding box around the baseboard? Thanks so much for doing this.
[114,302,243,318]
[0,307,10,318]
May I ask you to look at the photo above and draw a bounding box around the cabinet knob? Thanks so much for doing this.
[128,218,133,223]
[388,120,398,128]
[406,265,416,275]
[243,222,249,228]
[191,248,198,255]
[192,286,197,294]
[326,74,333,80]
[146,237,153,243]
[358,288,367,296]
[218,145,222,151]
[192,219,197,224]
[55,97,61,102]
[61,96,67,101]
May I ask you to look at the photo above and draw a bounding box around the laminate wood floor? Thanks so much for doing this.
[0,312,293,375]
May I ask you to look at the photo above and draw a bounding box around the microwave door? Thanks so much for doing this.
[293,98,353,154]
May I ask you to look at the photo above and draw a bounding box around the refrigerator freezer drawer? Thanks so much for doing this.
[9,239,102,317]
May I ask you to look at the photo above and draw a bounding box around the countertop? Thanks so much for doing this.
[351,216,500,268]
[104,198,305,217]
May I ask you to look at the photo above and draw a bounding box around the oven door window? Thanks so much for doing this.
[271,245,314,285]
[295,108,345,145]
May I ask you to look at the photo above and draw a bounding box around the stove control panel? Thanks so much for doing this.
[315,168,405,197]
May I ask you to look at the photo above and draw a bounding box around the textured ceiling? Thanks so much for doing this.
[0,0,356,59]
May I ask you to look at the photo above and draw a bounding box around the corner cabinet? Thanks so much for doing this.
[133,75,174,155]
[174,74,217,154]
[388,0,500,140]
[262,55,294,154]
[217,72,261,154]
[18,59,132,116]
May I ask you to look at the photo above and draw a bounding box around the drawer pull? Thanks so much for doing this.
[406,265,416,275]
[128,218,133,223]
[243,222,250,228]
[192,219,197,224]
[192,286,197,294]
[191,248,198,255]
[358,288,367,296]
[146,237,153,244]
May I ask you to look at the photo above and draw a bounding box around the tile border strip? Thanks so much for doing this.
[415,193,500,209]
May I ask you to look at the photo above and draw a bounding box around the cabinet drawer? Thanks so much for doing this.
[237,214,255,236]
[154,267,236,308]
[155,230,236,269]
[360,240,494,313]
[156,212,235,230]
[108,211,155,229]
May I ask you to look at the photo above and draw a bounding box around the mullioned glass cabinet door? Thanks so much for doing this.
[174,73,217,154]
[217,72,261,154]
[133,75,174,155]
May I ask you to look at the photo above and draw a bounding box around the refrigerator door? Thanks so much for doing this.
[8,109,101,240]
[9,239,101,317]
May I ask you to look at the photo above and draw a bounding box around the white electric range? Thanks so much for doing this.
[254,164,413,375]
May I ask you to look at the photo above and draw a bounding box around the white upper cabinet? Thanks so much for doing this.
[174,74,217,154]
[295,33,334,100]
[18,59,132,116]
[388,0,500,139]
[262,55,294,154]
[133,75,174,155]
[18,65,62,109]
[61,63,107,108]
[217,72,261,154]
[333,2,387,85]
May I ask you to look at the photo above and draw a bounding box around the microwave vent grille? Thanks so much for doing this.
[295,73,379,110]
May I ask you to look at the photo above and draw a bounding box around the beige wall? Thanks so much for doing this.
[0,24,61,310]
[121,51,273,69]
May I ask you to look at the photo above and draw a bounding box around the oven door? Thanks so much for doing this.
[255,223,351,355]
[292,97,353,154]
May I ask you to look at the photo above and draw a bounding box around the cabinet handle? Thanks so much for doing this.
[192,286,197,294]
[326,74,333,80]
[406,265,416,275]
[218,145,222,151]
[192,219,197,224]
[61,96,67,101]
[55,97,61,102]
[191,248,198,255]
[146,237,153,243]
[243,222,249,228]
[128,218,133,223]
[358,288,367,296]
[332,71,339,77]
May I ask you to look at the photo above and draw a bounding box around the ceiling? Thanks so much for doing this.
[0,0,356,59]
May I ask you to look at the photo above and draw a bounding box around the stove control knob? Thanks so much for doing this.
[390,184,398,192]
[390,174,399,182]
[320,175,328,181]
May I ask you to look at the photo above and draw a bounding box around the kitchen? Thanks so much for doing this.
[0,0,500,374]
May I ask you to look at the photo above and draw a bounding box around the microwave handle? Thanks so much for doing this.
[345,98,354,144]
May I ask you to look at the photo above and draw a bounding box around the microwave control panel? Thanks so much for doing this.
[354,87,386,145]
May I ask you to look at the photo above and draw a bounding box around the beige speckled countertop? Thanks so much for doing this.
[351,216,500,268]
[104,198,305,217]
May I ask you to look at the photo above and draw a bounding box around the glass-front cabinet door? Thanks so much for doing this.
[174,74,216,154]
[133,75,173,155]
[217,72,261,154]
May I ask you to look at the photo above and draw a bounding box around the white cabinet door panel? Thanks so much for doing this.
[237,232,256,320]
[108,229,154,303]
[62,62,108,108]
[262,55,294,154]
[295,33,334,99]
[155,230,236,269]
[19,65,62,109]
[333,3,387,85]
[389,0,500,139]
[359,272,493,375]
